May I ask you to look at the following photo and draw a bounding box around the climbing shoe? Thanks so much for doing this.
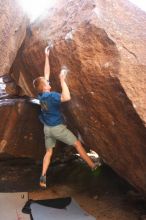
[91,159,103,176]
[92,165,102,177]
[39,175,47,189]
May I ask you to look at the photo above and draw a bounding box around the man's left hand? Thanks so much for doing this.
[59,70,67,80]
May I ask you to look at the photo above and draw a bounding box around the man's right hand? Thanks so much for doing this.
[44,46,51,80]
[45,46,50,57]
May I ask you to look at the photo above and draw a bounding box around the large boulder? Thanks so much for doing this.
[11,0,146,193]
[0,0,28,76]
[0,99,45,160]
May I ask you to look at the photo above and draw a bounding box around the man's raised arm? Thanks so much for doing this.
[44,46,50,81]
[59,69,71,102]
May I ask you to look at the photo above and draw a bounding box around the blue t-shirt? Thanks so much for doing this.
[38,92,64,126]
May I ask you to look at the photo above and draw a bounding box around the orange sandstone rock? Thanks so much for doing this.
[11,0,146,193]
[0,0,28,76]
[0,99,44,160]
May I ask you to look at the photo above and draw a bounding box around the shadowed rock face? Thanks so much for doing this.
[0,0,28,76]
[0,99,45,160]
[11,0,146,193]
[0,0,76,170]
[0,97,76,162]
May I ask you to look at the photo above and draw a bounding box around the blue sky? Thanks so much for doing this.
[130,0,146,11]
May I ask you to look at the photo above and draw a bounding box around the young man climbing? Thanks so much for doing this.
[33,46,100,188]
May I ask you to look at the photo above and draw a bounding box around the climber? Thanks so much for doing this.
[33,46,101,188]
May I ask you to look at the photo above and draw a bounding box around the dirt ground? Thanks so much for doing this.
[29,184,139,220]
[0,157,146,220]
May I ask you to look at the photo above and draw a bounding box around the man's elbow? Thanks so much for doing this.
[61,95,71,102]
[66,96,71,101]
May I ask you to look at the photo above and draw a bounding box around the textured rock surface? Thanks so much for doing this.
[0,97,76,162]
[0,99,44,160]
[0,0,76,167]
[1,75,23,97]
[11,0,146,193]
[0,0,28,76]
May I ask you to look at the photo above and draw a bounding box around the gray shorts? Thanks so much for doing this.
[44,124,77,149]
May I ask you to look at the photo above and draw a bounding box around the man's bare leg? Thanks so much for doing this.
[74,140,95,169]
[40,148,53,188]
[42,148,53,176]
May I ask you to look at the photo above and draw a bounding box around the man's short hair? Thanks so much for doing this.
[33,76,45,92]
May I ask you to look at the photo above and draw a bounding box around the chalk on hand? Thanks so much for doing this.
[60,65,69,76]
[47,41,54,50]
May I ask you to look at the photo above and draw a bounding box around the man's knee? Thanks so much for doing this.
[73,140,80,148]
